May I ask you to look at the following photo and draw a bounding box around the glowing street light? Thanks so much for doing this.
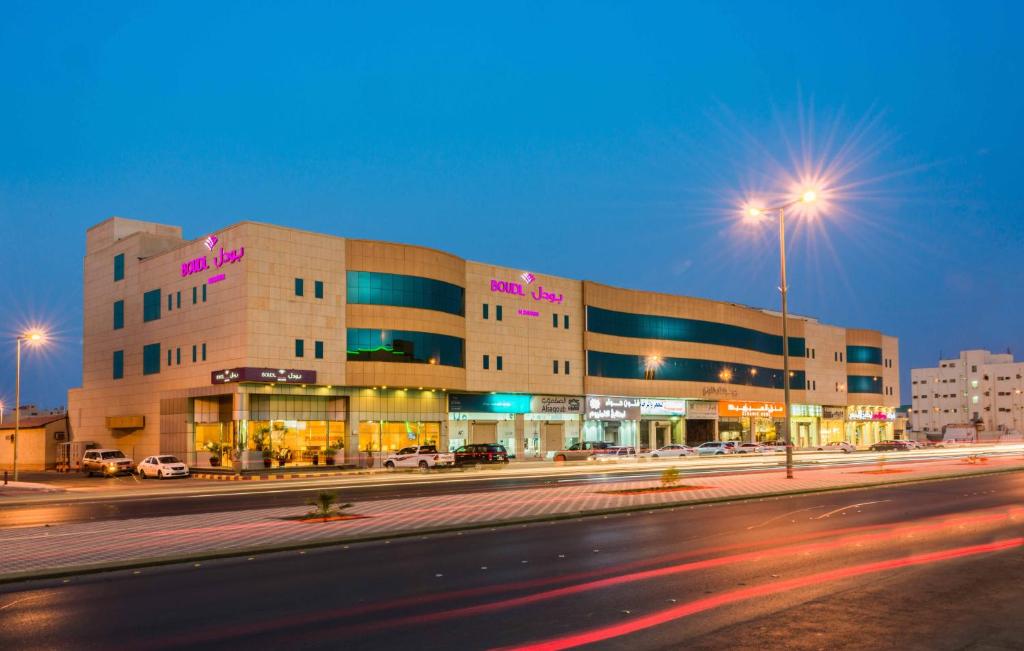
[741,189,819,480]
[644,355,663,381]
[13,329,48,482]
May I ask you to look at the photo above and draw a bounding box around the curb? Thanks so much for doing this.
[190,471,352,481]
[1,465,1020,586]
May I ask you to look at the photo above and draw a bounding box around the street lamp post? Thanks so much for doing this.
[13,331,46,482]
[747,191,817,479]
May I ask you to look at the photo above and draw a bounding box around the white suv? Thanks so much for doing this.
[383,445,455,470]
[695,442,735,456]
[81,449,135,476]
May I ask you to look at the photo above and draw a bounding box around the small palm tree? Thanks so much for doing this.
[307,491,352,521]
[661,467,680,488]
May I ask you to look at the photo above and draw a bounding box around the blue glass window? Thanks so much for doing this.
[315,341,324,359]
[202,284,207,302]
[314,280,324,299]
[483,354,490,370]
[295,278,304,297]
[192,345,197,363]
[847,375,883,394]
[142,343,161,375]
[113,300,124,330]
[587,350,806,390]
[143,289,161,322]
[192,287,197,304]
[201,343,207,361]
[112,350,124,380]
[295,339,305,358]
[346,328,464,367]
[113,253,124,281]
[846,345,883,365]
[346,271,465,316]
[586,306,805,357]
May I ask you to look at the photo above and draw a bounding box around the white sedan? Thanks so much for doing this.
[815,441,856,453]
[649,444,695,458]
[138,455,191,479]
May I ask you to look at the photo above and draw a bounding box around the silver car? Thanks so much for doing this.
[650,444,695,458]
[695,442,735,456]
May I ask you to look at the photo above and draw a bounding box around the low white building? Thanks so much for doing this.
[910,349,1024,437]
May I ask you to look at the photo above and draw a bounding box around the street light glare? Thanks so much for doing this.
[24,330,47,344]
[801,190,817,204]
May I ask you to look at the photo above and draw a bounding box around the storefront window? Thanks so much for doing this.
[246,419,346,464]
[358,420,441,453]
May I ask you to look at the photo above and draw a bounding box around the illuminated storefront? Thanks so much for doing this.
[845,406,895,446]
[639,398,687,449]
[447,394,583,458]
[790,404,822,448]
[583,396,641,447]
[718,401,785,442]
[820,406,847,444]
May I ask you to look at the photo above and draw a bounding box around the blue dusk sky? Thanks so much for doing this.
[1,1,1022,409]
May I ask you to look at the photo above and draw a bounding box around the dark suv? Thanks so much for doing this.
[453,443,510,466]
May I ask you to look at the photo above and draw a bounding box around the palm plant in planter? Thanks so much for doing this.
[262,448,273,468]
[204,441,223,467]
[324,445,339,466]
[276,447,291,467]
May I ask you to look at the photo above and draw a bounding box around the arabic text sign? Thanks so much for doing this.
[211,367,317,385]
[847,406,895,421]
[489,278,564,304]
[182,234,245,278]
[585,395,641,420]
[640,398,687,416]
[718,401,785,419]
[530,396,583,414]
[685,400,719,419]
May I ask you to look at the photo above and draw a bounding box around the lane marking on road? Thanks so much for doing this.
[746,505,829,530]
[0,596,35,611]
[815,500,891,520]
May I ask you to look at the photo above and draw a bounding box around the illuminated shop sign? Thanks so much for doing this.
[518,309,539,317]
[449,393,532,414]
[718,401,785,418]
[790,404,823,418]
[847,406,895,421]
[530,396,583,414]
[585,396,641,421]
[489,273,565,305]
[822,406,847,420]
[685,400,718,420]
[640,398,687,416]
[182,233,245,279]
[211,367,316,385]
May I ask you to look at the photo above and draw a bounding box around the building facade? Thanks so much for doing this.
[910,349,1024,436]
[68,217,901,466]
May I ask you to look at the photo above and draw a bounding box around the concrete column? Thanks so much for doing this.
[515,414,526,459]
[647,420,656,451]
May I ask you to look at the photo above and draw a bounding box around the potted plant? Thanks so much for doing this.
[324,445,338,466]
[231,442,245,472]
[204,441,223,467]
[363,446,375,468]
[262,448,272,468]
[276,447,290,468]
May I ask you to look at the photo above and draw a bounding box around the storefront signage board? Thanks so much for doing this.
[182,233,245,279]
[847,406,895,421]
[212,367,316,384]
[640,398,687,416]
[718,401,785,418]
[449,393,532,414]
[822,406,847,420]
[685,400,719,420]
[586,396,641,421]
[530,396,583,414]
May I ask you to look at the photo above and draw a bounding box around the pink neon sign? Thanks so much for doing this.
[182,235,245,278]
[489,277,564,304]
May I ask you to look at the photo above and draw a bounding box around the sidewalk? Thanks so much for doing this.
[1,455,1021,583]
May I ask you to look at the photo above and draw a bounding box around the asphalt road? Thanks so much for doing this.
[3,447,1019,529]
[1,471,1021,650]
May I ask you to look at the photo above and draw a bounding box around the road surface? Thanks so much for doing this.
[1,470,1021,650]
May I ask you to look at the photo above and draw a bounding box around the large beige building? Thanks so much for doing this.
[68,217,900,467]
[911,349,1024,437]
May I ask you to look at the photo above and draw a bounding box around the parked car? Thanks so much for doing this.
[901,440,923,449]
[383,445,455,470]
[869,440,912,452]
[695,442,735,455]
[81,449,135,477]
[649,444,695,458]
[815,441,856,453]
[763,440,790,453]
[453,443,509,466]
[735,442,768,454]
[549,441,613,462]
[595,446,638,462]
[137,455,190,479]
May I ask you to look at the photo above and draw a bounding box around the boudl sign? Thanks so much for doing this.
[181,233,245,279]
